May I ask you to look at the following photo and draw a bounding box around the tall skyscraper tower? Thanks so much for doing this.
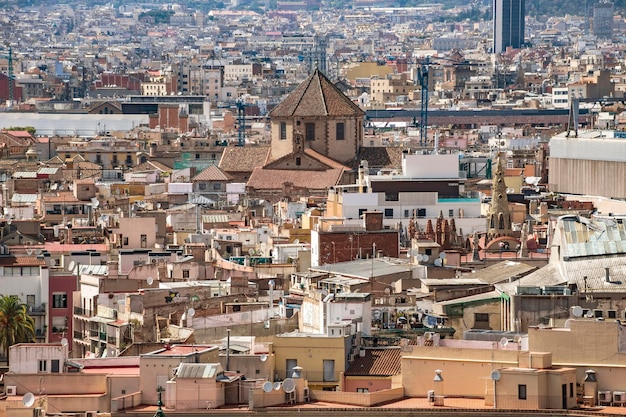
[593,1,614,40]
[493,0,525,54]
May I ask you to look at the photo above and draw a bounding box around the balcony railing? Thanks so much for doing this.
[74,307,94,317]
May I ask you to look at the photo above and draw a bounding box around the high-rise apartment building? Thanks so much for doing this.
[593,1,614,40]
[493,0,525,54]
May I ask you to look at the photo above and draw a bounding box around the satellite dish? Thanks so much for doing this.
[410,249,419,256]
[490,370,501,381]
[268,279,275,287]
[293,239,300,245]
[439,252,446,259]
[506,187,515,194]
[422,254,429,262]
[187,307,195,318]
[26,248,33,256]
[262,381,273,393]
[157,203,162,209]
[68,261,76,273]
[22,392,35,407]
[273,382,282,391]
[499,337,509,347]
[572,305,583,318]
[248,248,255,256]
[147,276,154,285]
[61,338,68,347]
[241,312,250,321]
[384,287,391,295]
[513,334,522,343]
[434,258,443,267]
[260,354,268,362]
[282,378,296,393]
[585,310,594,318]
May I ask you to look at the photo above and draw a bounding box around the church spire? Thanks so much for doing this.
[486,152,513,241]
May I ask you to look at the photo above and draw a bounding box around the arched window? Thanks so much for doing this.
[498,214,505,229]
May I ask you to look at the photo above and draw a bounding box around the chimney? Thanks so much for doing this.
[605,267,611,283]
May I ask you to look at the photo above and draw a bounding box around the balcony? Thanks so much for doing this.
[74,307,94,318]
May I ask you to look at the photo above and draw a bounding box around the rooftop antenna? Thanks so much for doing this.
[566,98,579,138]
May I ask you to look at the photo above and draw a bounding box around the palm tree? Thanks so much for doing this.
[0,295,35,365]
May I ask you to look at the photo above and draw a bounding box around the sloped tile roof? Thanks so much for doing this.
[345,347,402,376]
[270,69,365,118]
[303,148,350,169]
[193,165,233,182]
[219,145,271,173]
[355,147,405,170]
[246,167,344,191]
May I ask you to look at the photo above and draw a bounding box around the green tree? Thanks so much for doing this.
[0,295,35,364]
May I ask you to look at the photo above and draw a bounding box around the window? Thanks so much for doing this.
[404,209,410,218]
[358,208,367,218]
[213,183,222,190]
[357,388,369,393]
[336,122,345,140]
[448,209,454,217]
[608,310,617,319]
[123,237,129,246]
[296,157,301,166]
[51,359,60,373]
[384,208,393,218]
[279,122,287,140]
[38,360,47,373]
[417,208,426,218]
[140,234,147,248]
[569,382,574,398]
[518,384,527,400]
[198,182,207,191]
[53,293,67,309]
[474,313,490,329]
[305,123,315,141]
[385,193,398,201]
[183,270,190,278]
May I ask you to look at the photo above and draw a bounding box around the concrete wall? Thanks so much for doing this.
[401,345,520,398]
[311,387,404,406]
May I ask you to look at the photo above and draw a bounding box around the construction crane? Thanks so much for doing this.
[0,46,14,108]
[235,97,247,147]
[416,57,431,147]
[415,55,473,148]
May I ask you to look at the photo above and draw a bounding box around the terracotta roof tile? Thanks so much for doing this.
[345,347,402,376]
[246,167,344,191]
[0,256,46,266]
[355,147,405,170]
[270,69,365,118]
[219,145,271,172]
[193,165,233,182]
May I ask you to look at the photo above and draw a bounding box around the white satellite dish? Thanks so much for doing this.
[585,310,594,318]
[490,370,501,381]
[439,252,446,259]
[434,258,443,267]
[513,334,522,343]
[506,187,515,194]
[187,307,195,318]
[248,248,255,256]
[22,392,35,407]
[499,337,509,347]
[410,249,419,256]
[273,382,282,391]
[68,261,76,273]
[282,378,296,393]
[572,305,583,318]
[268,279,275,287]
[157,203,162,209]
[147,276,154,285]
[262,381,273,393]
[26,248,33,256]
[422,254,429,262]
[293,239,300,245]
[260,354,268,362]
[61,338,68,347]
[241,312,250,321]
